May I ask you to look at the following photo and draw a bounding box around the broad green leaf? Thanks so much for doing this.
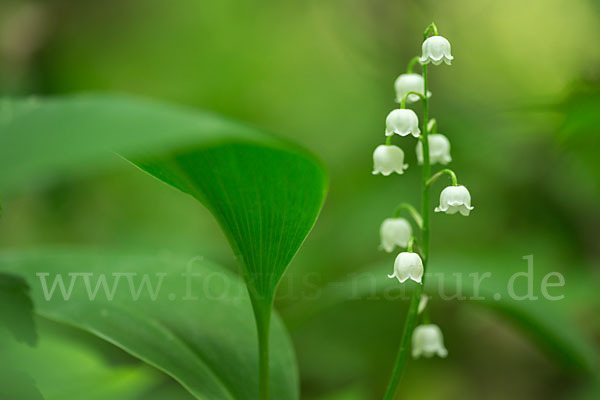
[133,142,327,300]
[0,272,37,346]
[0,94,328,302]
[0,370,45,400]
[1,320,161,400]
[0,95,266,194]
[0,248,299,400]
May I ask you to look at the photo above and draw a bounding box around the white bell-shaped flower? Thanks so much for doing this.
[412,324,448,359]
[372,145,408,176]
[416,134,452,165]
[385,109,420,138]
[419,36,453,66]
[434,185,474,216]
[394,73,431,104]
[388,252,423,284]
[379,218,412,252]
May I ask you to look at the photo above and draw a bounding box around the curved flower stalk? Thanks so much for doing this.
[417,294,429,314]
[371,23,474,400]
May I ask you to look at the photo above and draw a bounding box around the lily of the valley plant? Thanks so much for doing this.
[372,23,473,399]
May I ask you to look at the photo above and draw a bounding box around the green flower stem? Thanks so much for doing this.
[249,293,273,400]
[382,283,423,400]
[257,312,271,400]
[406,56,421,73]
[422,307,431,324]
[393,203,423,229]
[424,22,439,38]
[382,56,432,400]
[386,136,392,145]
[421,62,431,277]
[407,237,415,252]
[427,118,437,134]
[426,169,458,187]
[400,91,426,109]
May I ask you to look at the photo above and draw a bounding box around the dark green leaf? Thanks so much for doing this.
[0,319,159,400]
[0,272,37,346]
[134,142,327,300]
[0,94,328,302]
[0,249,299,400]
[0,369,45,400]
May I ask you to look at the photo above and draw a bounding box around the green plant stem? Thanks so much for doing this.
[382,284,423,400]
[424,22,439,37]
[393,203,423,229]
[422,307,431,324]
[250,293,273,400]
[421,62,431,264]
[427,118,437,133]
[400,91,426,109]
[406,56,420,73]
[426,169,458,187]
[407,237,415,252]
[382,62,431,400]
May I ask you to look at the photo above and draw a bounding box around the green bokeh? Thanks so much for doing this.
[1,0,599,399]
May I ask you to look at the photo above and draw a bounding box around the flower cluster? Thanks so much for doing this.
[372,25,473,363]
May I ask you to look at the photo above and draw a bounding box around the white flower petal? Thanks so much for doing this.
[385,109,421,137]
[412,324,447,359]
[416,134,451,165]
[380,218,412,252]
[436,185,473,216]
[420,36,453,67]
[445,205,460,215]
[392,252,424,285]
[394,73,431,104]
[372,145,408,176]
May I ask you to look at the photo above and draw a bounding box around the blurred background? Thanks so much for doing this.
[1,0,600,399]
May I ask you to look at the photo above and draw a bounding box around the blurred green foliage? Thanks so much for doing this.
[0,272,37,346]
[0,249,300,400]
[1,0,600,399]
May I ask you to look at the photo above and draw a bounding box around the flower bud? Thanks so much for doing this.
[419,36,453,66]
[379,218,412,252]
[372,145,408,176]
[385,109,420,138]
[434,185,474,216]
[394,73,431,104]
[412,324,448,359]
[388,252,423,284]
[417,294,429,314]
[416,134,452,165]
